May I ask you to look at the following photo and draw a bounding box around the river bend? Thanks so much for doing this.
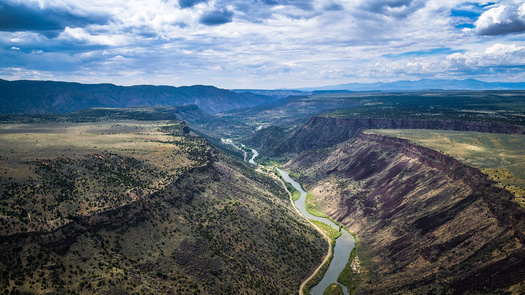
[276,168,355,295]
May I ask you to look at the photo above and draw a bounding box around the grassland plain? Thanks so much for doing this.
[367,129,525,206]
[230,91,525,135]
[244,91,525,161]
[0,120,200,228]
[0,119,326,294]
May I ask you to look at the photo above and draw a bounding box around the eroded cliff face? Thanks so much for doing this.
[285,133,525,294]
[253,116,525,157]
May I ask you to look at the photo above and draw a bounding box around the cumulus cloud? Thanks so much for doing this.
[359,0,426,18]
[324,2,344,11]
[282,0,315,11]
[446,43,525,68]
[179,0,208,9]
[0,1,108,37]
[57,27,129,46]
[230,0,315,12]
[199,8,234,26]
[474,2,525,35]
[320,44,525,81]
[213,0,322,22]
[0,0,524,88]
[262,0,279,5]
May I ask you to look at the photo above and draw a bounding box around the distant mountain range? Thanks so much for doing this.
[299,79,525,91]
[0,79,275,114]
[3,78,524,116]
[231,89,308,99]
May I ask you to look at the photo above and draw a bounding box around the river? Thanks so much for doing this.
[249,148,355,294]
[249,149,259,164]
[275,168,355,295]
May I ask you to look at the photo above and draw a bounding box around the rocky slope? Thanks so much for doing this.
[0,124,325,294]
[249,116,525,157]
[285,133,525,294]
[0,79,275,114]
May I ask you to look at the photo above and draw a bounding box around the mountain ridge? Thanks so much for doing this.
[0,79,276,114]
[298,78,525,91]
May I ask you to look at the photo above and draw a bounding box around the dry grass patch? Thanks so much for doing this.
[0,120,207,233]
[0,120,191,181]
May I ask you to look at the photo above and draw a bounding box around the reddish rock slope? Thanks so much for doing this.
[285,133,525,294]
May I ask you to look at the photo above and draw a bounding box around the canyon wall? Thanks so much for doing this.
[251,116,525,157]
[285,133,525,294]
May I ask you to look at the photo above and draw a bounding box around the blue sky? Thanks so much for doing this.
[1,0,524,89]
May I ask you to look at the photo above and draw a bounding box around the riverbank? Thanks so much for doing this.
[277,168,355,295]
[246,146,355,295]
[274,172,334,295]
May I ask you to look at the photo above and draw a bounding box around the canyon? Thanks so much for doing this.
[248,116,525,157]
[1,87,524,294]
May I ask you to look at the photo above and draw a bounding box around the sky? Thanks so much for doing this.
[1,0,525,89]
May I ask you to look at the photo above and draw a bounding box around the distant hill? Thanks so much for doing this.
[231,89,308,99]
[0,79,276,114]
[300,79,525,91]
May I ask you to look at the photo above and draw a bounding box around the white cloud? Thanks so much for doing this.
[475,1,525,35]
[0,0,524,88]
[446,43,525,68]
[57,27,130,46]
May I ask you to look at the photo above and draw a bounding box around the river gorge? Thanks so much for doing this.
[249,148,355,295]
[277,168,355,295]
